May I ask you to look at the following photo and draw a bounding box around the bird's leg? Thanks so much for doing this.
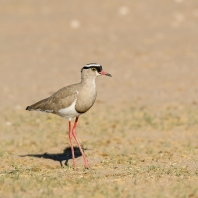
[72,117,89,169]
[68,120,76,169]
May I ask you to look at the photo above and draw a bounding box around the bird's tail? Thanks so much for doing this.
[26,106,31,110]
[26,98,49,111]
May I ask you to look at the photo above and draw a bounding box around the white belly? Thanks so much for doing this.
[58,100,80,120]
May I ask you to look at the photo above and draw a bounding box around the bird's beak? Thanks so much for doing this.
[99,70,112,77]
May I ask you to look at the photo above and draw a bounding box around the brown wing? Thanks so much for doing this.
[26,83,79,113]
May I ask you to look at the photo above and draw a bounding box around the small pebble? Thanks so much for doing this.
[174,13,185,22]
[70,20,80,29]
[5,122,12,126]
[171,13,185,28]
[15,105,22,110]
[118,6,130,16]
[174,0,184,3]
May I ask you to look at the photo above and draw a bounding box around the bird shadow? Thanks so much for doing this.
[20,146,87,167]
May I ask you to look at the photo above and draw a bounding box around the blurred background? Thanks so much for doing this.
[1,2,198,196]
[0,0,198,110]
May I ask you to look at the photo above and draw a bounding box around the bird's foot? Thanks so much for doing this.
[72,160,77,170]
[84,160,90,169]
[84,165,90,169]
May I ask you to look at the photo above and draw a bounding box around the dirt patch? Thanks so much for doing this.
[0,0,198,197]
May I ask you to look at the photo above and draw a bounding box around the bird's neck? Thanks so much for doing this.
[81,76,97,86]
[80,77,97,95]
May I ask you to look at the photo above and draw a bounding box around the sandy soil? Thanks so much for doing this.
[0,0,198,197]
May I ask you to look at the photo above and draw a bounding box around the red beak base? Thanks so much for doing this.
[99,70,112,77]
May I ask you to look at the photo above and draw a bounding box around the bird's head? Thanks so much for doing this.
[81,63,112,78]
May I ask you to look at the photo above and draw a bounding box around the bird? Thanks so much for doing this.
[26,63,112,169]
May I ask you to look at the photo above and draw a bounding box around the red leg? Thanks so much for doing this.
[68,120,76,168]
[72,117,89,169]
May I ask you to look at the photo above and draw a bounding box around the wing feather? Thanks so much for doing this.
[26,83,79,114]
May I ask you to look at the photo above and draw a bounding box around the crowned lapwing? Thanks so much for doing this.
[26,63,112,168]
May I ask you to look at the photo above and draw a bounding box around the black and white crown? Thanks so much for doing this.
[81,63,102,73]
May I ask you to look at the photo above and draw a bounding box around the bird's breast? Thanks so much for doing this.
[75,88,97,114]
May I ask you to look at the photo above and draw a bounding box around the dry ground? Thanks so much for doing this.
[0,0,198,197]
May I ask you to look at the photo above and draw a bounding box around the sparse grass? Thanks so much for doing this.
[0,104,198,197]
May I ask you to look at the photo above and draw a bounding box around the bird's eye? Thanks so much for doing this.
[91,68,96,71]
